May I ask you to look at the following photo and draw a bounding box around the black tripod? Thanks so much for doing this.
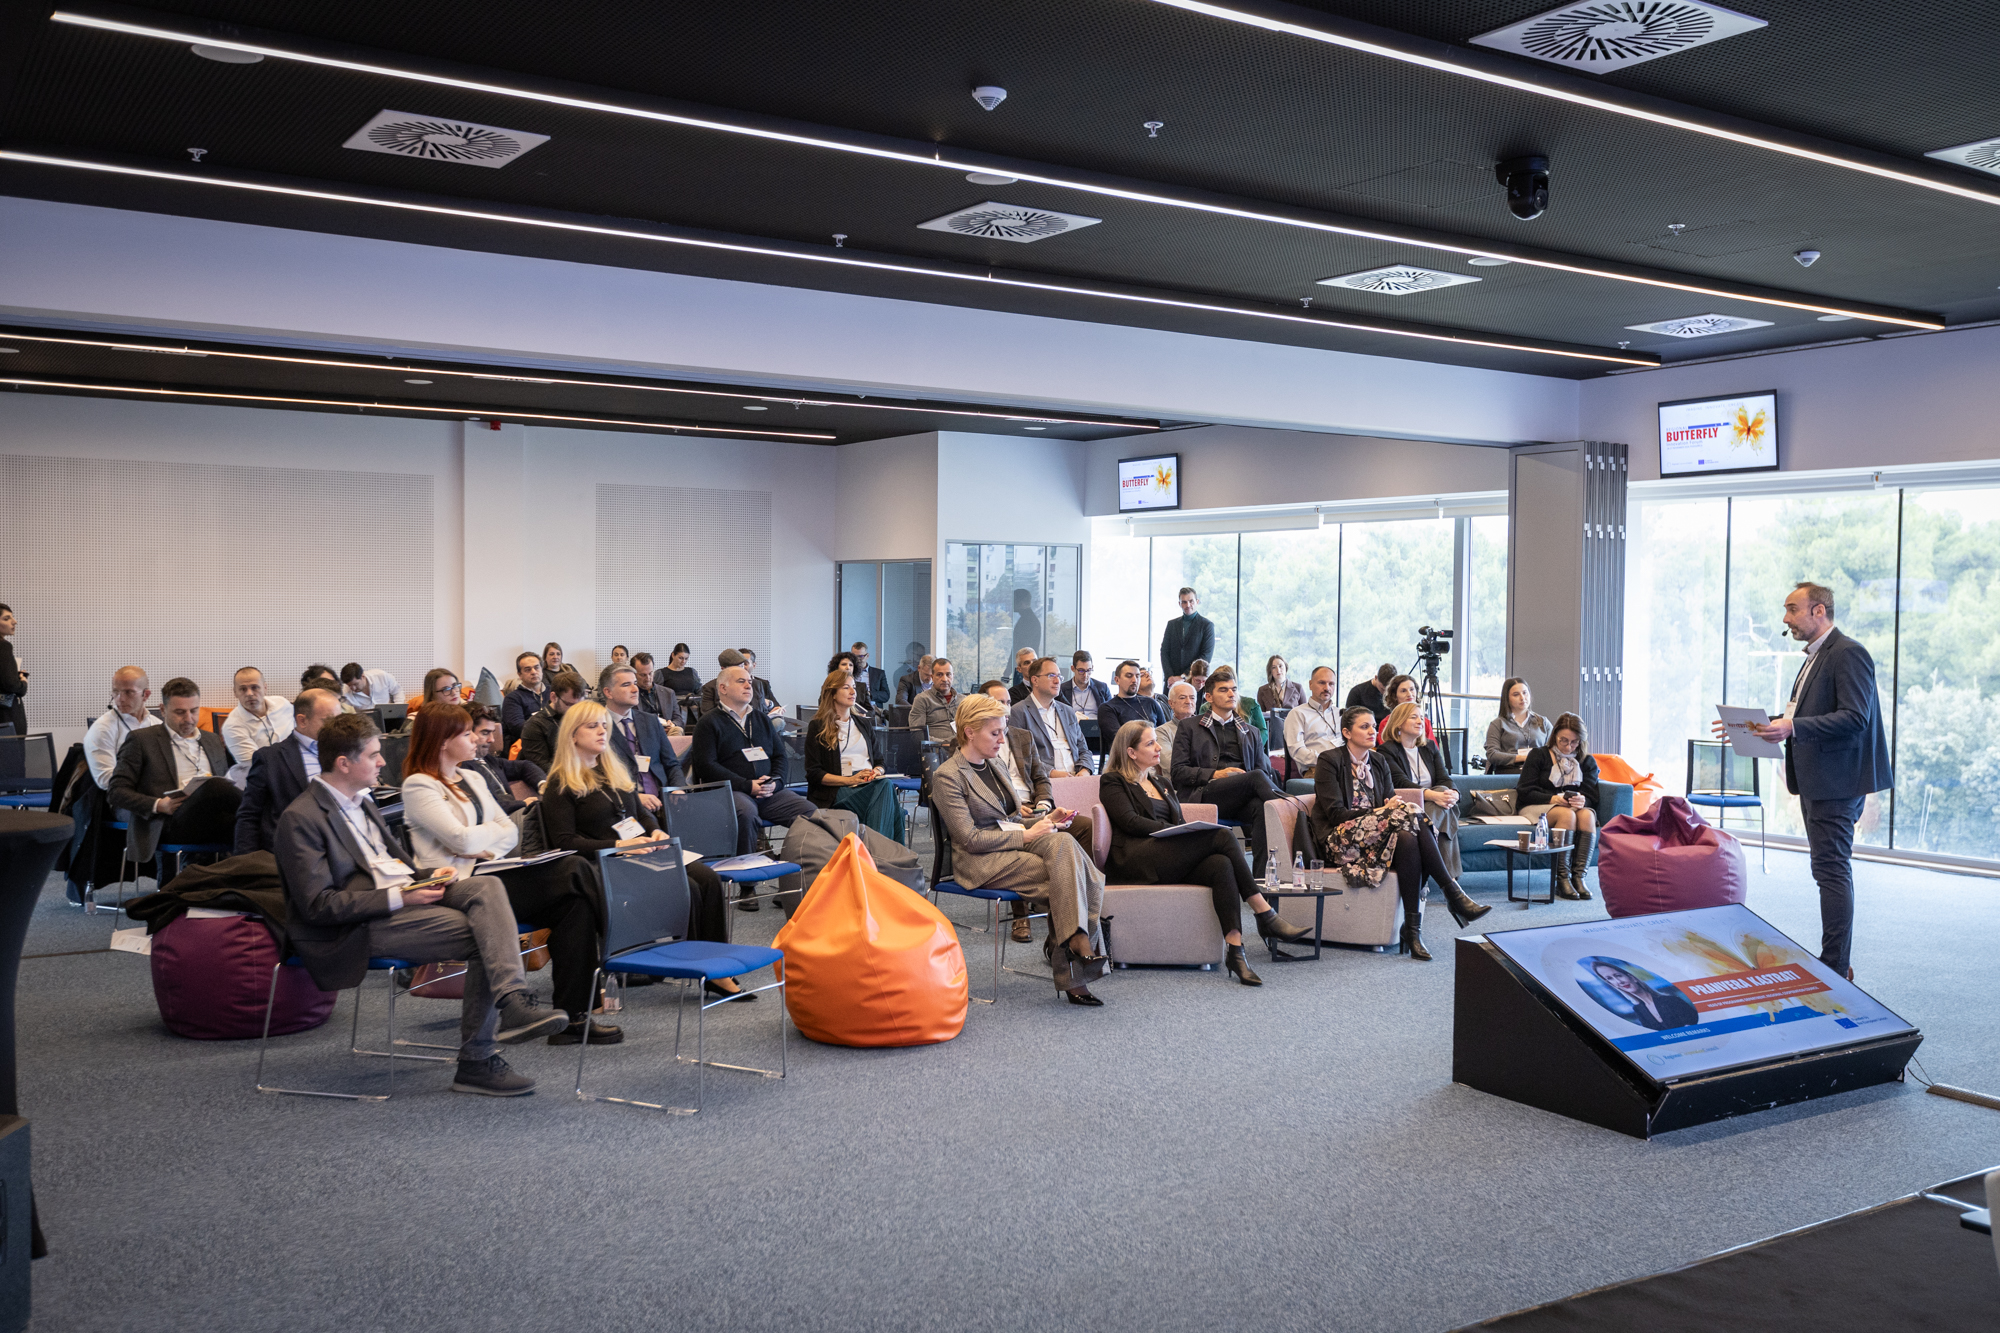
[1407,650,1452,769]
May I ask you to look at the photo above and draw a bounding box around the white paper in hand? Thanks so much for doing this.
[1716,705,1783,759]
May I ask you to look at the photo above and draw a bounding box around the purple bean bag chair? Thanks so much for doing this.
[1598,796,1748,919]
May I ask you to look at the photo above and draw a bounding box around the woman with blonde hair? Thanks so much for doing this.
[930,692,1107,1005]
[1377,700,1464,877]
[804,668,903,841]
[541,700,744,998]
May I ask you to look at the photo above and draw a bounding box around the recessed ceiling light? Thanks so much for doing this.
[1024,425,1047,430]
[965,171,1018,185]
[1816,314,1854,322]
[190,43,262,63]
[404,377,432,383]
[1466,256,1512,267]
[743,404,768,411]
[0,348,17,354]
[1317,264,1482,295]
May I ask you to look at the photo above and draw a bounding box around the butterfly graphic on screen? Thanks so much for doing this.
[1154,463,1174,491]
[1732,405,1769,452]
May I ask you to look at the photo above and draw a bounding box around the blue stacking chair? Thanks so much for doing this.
[254,956,447,1101]
[0,733,55,809]
[663,781,801,913]
[927,821,1048,1005]
[1687,738,1767,872]
[574,840,787,1115]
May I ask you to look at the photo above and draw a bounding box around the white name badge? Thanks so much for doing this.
[611,817,645,840]
[366,855,416,891]
[1782,700,1799,721]
[841,756,860,776]
[634,755,651,773]
[741,746,769,763]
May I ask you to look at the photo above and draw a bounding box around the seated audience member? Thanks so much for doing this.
[540,701,744,997]
[1058,651,1111,723]
[1516,712,1601,902]
[518,669,586,771]
[1283,666,1342,774]
[419,667,471,708]
[400,702,616,1040]
[933,694,1106,1004]
[275,713,568,1095]
[1346,663,1397,724]
[978,678,1095,941]
[1381,674,1435,743]
[235,688,343,854]
[804,669,904,842]
[849,641,891,712]
[501,652,548,748]
[1484,676,1550,775]
[908,658,962,743]
[699,648,783,722]
[826,652,871,716]
[1198,667,1268,747]
[1008,657,1094,777]
[609,645,630,669]
[1100,659,1166,736]
[1155,680,1197,757]
[690,657,815,873]
[1378,700,1462,876]
[85,665,160,791]
[1100,719,1310,985]
[1307,707,1487,963]
[1184,658,1211,697]
[108,676,242,848]
[464,703,544,812]
[630,653,684,733]
[541,642,565,677]
[601,664,686,812]
[339,662,404,710]
[1006,647,1036,704]
[1138,666,1157,698]
[220,666,295,786]
[896,653,934,707]
[301,664,358,712]
[659,643,701,699]
[1259,655,1306,712]
[1168,672,1280,868]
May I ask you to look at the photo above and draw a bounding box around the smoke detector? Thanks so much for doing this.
[1315,264,1482,296]
[342,110,549,167]
[1925,136,2000,178]
[1470,2,1767,73]
[971,86,1007,111]
[917,201,1101,243]
[1624,313,1774,338]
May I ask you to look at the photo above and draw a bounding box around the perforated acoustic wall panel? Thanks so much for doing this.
[596,484,771,681]
[0,452,434,733]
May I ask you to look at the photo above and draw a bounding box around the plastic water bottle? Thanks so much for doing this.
[1292,851,1306,888]
[1534,813,1550,851]
[1265,851,1280,889]
[599,972,622,1015]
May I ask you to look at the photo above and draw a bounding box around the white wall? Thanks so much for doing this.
[1580,325,2000,482]
[833,433,938,563]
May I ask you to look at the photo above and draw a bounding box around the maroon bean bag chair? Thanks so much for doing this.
[1598,796,1748,919]
[151,914,336,1040]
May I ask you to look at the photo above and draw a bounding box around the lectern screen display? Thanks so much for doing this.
[1485,905,1916,1082]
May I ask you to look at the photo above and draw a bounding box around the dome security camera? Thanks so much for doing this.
[1495,155,1550,221]
[971,86,1007,111]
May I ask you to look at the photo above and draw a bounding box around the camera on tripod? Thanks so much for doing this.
[1416,626,1453,659]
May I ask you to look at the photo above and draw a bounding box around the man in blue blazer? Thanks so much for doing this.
[233,688,342,854]
[1741,582,1893,978]
[1008,656,1094,776]
[601,665,686,811]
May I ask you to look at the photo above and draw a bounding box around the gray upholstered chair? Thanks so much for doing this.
[1262,795,1401,950]
[1090,800,1228,968]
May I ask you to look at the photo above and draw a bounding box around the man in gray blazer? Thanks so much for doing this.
[1737,582,1893,979]
[107,676,241,851]
[274,713,568,1096]
[1008,656,1093,776]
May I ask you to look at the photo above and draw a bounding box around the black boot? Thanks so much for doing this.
[1441,882,1491,926]
[1255,907,1311,942]
[1569,831,1595,900]
[1225,943,1263,986]
[1549,854,1582,900]
[1400,925,1433,961]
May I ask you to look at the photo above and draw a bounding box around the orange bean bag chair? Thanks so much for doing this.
[772,834,967,1047]
[1594,752,1666,817]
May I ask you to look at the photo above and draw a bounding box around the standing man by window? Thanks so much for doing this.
[1159,587,1215,684]
[1729,582,1891,982]
[1010,588,1042,666]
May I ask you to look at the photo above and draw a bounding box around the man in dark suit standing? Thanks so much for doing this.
[108,676,241,849]
[1738,582,1892,980]
[1158,586,1215,683]
[234,687,342,854]
[275,714,567,1095]
[602,665,687,814]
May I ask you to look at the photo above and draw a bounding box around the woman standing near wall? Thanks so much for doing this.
[0,604,24,736]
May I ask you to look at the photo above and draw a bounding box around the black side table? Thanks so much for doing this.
[1482,838,1567,906]
[1262,881,1345,961]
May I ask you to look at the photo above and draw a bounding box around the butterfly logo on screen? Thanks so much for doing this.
[1154,463,1174,491]
[1732,405,1769,453]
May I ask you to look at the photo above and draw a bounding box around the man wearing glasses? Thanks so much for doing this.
[1008,656,1094,777]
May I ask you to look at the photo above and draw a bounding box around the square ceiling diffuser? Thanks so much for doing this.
[917,201,1102,243]
[342,110,549,167]
[1925,136,2000,178]
[1316,264,1482,296]
[1470,2,1768,74]
[1624,313,1774,338]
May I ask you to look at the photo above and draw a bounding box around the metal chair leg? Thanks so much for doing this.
[350,970,453,1062]
[254,966,390,1101]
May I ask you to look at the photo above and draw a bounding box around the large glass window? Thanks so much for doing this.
[1339,518,1455,704]
[1624,498,1727,795]
[1467,515,1511,701]
[837,560,930,688]
[1239,526,1341,696]
[943,542,1082,685]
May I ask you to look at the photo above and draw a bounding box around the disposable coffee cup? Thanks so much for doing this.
[1516,831,1531,850]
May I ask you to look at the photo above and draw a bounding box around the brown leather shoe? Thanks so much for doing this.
[1011,918,1033,943]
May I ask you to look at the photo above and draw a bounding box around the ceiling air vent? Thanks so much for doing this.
[917,202,1102,243]
[342,110,549,168]
[1469,2,1767,73]
[1624,313,1774,338]
[1316,264,1481,296]
[1925,136,2000,178]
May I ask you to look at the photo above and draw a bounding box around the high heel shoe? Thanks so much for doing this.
[1065,986,1104,1006]
[1442,884,1492,927]
[1064,929,1106,964]
[1226,943,1263,986]
[1399,926,1433,961]
[1255,908,1311,942]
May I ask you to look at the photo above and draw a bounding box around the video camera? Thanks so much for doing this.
[1416,626,1454,659]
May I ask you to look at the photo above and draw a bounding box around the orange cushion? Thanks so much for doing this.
[772,834,967,1047]
[1593,752,1665,816]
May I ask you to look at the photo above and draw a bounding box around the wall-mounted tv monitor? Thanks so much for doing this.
[1117,453,1181,512]
[1658,390,1779,478]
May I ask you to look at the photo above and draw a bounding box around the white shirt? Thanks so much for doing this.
[1001,737,1035,808]
[1034,700,1075,773]
[85,706,160,790]
[221,696,296,785]
[343,668,402,709]
[313,777,409,908]
[1284,697,1341,771]
[165,727,213,789]
[1401,742,1431,790]
[837,718,872,775]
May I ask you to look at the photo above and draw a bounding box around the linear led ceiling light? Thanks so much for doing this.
[0,376,838,439]
[0,331,1151,429]
[44,6,1939,331]
[0,150,1658,367]
[1148,0,2000,214]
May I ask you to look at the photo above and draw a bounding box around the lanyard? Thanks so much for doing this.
[338,802,386,859]
[170,730,208,775]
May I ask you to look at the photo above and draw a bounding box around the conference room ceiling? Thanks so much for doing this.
[0,325,1184,444]
[1,0,1997,391]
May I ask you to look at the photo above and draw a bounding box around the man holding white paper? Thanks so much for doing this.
[1721,582,1892,979]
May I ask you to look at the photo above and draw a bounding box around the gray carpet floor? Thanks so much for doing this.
[17,842,2000,1333]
